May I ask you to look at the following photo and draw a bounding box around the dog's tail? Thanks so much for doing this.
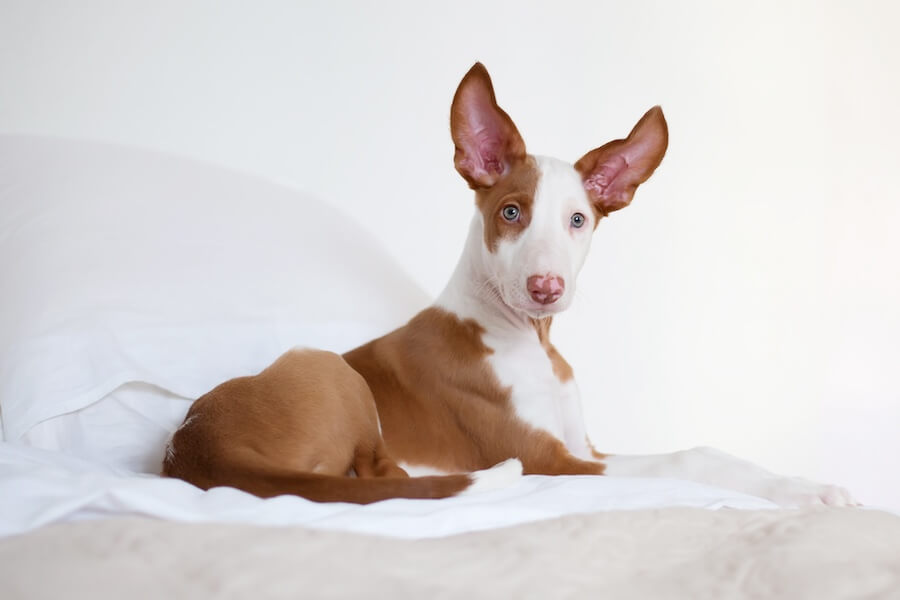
[165,452,522,504]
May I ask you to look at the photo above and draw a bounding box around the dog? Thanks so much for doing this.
[163,63,856,507]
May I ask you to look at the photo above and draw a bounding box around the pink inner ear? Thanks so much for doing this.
[459,129,505,180]
[455,92,511,181]
[583,154,628,203]
[576,106,668,215]
[451,65,525,188]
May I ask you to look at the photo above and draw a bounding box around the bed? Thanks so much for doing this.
[1,135,898,598]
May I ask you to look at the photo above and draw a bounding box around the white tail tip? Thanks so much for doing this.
[462,458,523,495]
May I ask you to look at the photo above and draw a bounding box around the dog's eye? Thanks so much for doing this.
[502,205,520,221]
[571,212,586,228]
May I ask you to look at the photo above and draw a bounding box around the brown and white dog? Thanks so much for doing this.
[163,63,857,507]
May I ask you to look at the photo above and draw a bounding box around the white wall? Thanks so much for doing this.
[2,0,898,507]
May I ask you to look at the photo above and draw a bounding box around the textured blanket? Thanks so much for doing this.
[2,507,898,599]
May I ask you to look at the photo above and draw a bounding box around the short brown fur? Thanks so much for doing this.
[161,63,639,502]
[475,156,540,252]
[164,310,602,502]
[531,317,574,382]
[344,308,604,476]
[162,349,471,503]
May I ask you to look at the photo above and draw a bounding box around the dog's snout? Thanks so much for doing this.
[527,274,565,305]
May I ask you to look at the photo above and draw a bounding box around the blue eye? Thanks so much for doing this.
[571,212,586,228]
[502,205,520,221]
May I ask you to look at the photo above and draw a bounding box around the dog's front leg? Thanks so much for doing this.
[601,446,858,508]
[514,428,606,476]
[558,382,609,461]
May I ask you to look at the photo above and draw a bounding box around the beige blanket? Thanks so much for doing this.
[1,508,898,599]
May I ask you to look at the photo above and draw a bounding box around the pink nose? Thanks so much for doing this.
[527,274,565,305]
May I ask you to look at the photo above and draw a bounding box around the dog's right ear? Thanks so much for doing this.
[450,63,526,189]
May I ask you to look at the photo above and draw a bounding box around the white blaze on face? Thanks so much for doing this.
[489,156,594,317]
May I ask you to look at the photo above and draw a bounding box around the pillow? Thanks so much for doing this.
[0,135,430,444]
[21,382,191,473]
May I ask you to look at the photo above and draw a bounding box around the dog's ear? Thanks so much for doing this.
[575,106,668,217]
[450,63,526,189]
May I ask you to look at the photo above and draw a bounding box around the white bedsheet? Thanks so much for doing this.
[0,441,783,539]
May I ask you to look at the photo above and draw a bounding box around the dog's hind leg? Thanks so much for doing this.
[353,439,409,478]
[602,446,858,508]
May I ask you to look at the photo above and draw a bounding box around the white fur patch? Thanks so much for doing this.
[483,327,567,440]
[399,463,451,477]
[461,458,523,495]
[491,156,594,315]
[163,414,198,463]
[401,459,523,496]
[163,433,176,463]
[435,154,597,454]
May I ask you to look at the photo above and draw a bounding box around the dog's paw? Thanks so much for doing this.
[761,476,859,508]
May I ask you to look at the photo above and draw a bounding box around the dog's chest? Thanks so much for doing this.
[482,330,570,440]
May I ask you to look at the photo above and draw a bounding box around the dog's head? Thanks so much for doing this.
[451,63,667,318]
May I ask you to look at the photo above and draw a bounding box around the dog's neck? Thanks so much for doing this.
[435,213,537,335]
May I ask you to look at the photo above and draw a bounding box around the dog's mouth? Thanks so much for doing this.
[520,306,560,319]
[520,304,566,319]
[486,280,571,319]
[508,295,571,319]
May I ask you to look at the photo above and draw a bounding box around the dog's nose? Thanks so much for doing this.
[527,274,565,305]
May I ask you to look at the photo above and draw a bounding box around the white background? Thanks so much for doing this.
[2,1,898,507]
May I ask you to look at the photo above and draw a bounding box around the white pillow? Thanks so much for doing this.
[21,382,191,473]
[0,135,430,445]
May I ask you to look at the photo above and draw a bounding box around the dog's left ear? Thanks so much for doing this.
[575,106,668,217]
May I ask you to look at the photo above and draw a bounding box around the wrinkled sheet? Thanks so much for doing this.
[1,442,785,539]
[2,508,899,599]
